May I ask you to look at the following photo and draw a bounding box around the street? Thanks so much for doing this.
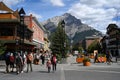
[0,56,120,80]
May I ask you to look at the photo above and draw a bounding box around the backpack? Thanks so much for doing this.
[27,54,33,62]
[5,52,10,60]
[53,56,57,63]
[10,56,14,62]
[16,56,22,64]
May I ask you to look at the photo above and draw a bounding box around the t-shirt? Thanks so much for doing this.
[9,56,15,62]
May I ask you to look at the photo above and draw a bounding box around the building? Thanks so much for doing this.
[100,36,108,54]
[0,2,35,53]
[85,35,102,50]
[0,2,50,54]
[106,24,120,56]
[24,14,49,52]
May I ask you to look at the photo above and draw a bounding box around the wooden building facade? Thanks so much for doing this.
[0,2,35,53]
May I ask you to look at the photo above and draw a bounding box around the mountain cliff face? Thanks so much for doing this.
[41,13,103,44]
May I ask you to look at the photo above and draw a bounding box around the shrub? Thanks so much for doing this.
[83,57,90,63]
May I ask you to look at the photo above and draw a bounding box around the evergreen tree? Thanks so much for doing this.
[50,21,69,60]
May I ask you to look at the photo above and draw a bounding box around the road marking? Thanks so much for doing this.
[61,67,65,80]
[65,69,120,74]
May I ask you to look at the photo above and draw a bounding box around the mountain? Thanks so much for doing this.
[41,13,103,44]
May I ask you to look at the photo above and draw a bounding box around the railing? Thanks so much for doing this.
[0,36,14,40]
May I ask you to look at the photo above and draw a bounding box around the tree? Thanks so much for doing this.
[50,21,69,60]
[72,42,84,53]
[0,40,6,55]
[87,40,101,53]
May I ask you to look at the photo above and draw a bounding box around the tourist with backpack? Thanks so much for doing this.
[9,53,15,72]
[51,54,57,72]
[26,52,33,72]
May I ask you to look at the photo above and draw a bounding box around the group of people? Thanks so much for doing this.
[5,51,33,74]
[4,51,57,74]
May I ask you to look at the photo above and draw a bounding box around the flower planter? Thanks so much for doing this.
[98,57,106,63]
[76,58,84,63]
[102,57,106,62]
[83,62,91,66]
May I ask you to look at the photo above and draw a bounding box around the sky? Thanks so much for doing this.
[0,0,120,34]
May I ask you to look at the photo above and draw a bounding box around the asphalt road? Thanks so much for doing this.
[0,56,120,80]
[64,70,120,80]
[0,63,120,80]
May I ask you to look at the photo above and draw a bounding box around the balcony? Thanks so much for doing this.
[0,36,15,40]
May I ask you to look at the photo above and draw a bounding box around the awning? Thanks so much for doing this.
[0,40,36,46]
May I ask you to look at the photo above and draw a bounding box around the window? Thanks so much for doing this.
[0,28,13,36]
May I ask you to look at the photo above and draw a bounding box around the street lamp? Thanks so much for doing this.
[61,20,66,58]
[19,8,26,52]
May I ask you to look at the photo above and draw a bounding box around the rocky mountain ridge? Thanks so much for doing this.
[41,13,103,44]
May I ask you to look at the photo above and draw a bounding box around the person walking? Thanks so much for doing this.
[94,52,98,63]
[15,53,23,74]
[40,54,45,65]
[106,51,113,64]
[26,52,33,73]
[5,52,10,73]
[51,54,57,72]
[21,53,27,73]
[46,58,51,73]
[9,53,15,72]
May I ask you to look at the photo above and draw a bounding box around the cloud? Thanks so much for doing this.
[50,0,65,7]
[0,0,24,7]
[28,11,42,20]
[68,0,120,33]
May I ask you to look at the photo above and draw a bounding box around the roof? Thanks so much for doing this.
[32,17,47,33]
[0,2,13,13]
[0,2,20,19]
[85,36,102,40]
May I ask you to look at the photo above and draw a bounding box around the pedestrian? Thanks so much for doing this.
[21,53,27,73]
[5,52,10,73]
[106,51,113,64]
[40,54,45,65]
[94,52,98,63]
[9,53,15,72]
[26,52,33,72]
[15,53,23,74]
[46,58,51,73]
[34,53,40,65]
[51,54,57,72]
[115,52,118,62]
